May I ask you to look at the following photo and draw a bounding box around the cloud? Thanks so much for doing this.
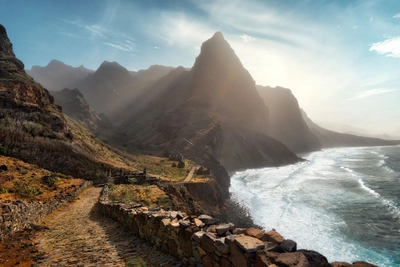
[370,37,400,57]
[393,13,400,19]
[347,88,397,100]
[240,34,255,42]
[104,40,136,52]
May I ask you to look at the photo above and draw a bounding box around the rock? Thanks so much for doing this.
[262,229,285,244]
[246,227,264,240]
[275,252,309,267]
[331,262,352,267]
[263,241,278,251]
[168,239,179,258]
[216,223,235,236]
[298,249,330,267]
[221,257,233,267]
[179,220,191,228]
[179,225,198,257]
[194,218,204,227]
[215,237,230,254]
[255,250,274,267]
[352,261,379,267]
[232,228,247,235]
[234,235,265,253]
[177,161,185,168]
[228,239,248,267]
[192,231,205,243]
[198,214,220,225]
[201,232,217,253]
[202,254,213,267]
[272,239,297,253]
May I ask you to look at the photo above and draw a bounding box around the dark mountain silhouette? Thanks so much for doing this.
[27,59,93,91]
[116,32,300,196]
[257,86,321,153]
[301,109,398,148]
[50,88,114,136]
[69,61,142,119]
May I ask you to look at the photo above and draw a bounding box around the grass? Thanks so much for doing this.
[132,155,208,182]
[126,256,148,267]
[0,155,83,201]
[108,184,173,209]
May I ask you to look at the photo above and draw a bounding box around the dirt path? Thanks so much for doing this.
[183,167,196,183]
[32,187,179,267]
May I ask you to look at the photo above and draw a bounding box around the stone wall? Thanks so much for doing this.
[97,185,343,267]
[0,181,92,240]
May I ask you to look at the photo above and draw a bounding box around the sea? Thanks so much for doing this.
[230,145,400,267]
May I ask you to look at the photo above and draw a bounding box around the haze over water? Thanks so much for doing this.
[230,146,400,266]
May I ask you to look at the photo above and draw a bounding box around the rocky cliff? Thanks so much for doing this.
[117,32,300,197]
[50,88,114,136]
[258,86,321,153]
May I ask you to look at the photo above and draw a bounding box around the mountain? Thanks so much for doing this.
[27,59,93,91]
[70,61,142,119]
[301,109,398,148]
[257,86,321,153]
[0,24,135,179]
[116,32,300,196]
[50,88,114,137]
[134,65,176,81]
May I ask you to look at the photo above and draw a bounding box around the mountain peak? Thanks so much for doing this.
[0,24,25,75]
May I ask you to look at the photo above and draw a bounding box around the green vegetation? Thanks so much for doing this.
[126,256,148,267]
[108,184,173,209]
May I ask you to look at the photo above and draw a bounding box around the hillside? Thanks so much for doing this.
[301,109,398,148]
[0,24,137,180]
[258,85,321,153]
[50,88,114,138]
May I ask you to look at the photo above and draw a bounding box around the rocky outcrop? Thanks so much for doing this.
[258,86,321,153]
[0,25,59,114]
[0,181,92,240]
[302,109,398,148]
[50,88,114,135]
[98,185,377,267]
[117,32,300,198]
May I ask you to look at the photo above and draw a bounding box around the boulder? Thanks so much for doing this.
[233,228,247,235]
[217,223,236,236]
[192,231,205,243]
[193,217,204,227]
[221,257,233,267]
[246,227,264,240]
[275,252,309,267]
[201,232,217,253]
[228,240,249,267]
[202,254,213,267]
[352,262,379,267]
[234,235,265,253]
[179,219,191,228]
[331,262,352,267]
[198,214,221,225]
[272,239,297,253]
[262,229,285,244]
[297,249,330,267]
[215,237,230,254]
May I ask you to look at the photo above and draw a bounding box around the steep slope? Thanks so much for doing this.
[135,65,176,81]
[258,86,321,153]
[301,109,398,148]
[0,24,135,180]
[70,61,142,118]
[27,60,93,91]
[117,32,300,196]
[50,88,114,136]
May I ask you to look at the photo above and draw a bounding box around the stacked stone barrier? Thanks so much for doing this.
[98,184,375,267]
[0,180,92,240]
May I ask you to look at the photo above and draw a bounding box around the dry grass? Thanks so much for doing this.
[108,184,173,209]
[0,155,83,201]
[133,155,204,181]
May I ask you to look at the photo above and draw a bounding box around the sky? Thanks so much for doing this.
[1,0,400,139]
